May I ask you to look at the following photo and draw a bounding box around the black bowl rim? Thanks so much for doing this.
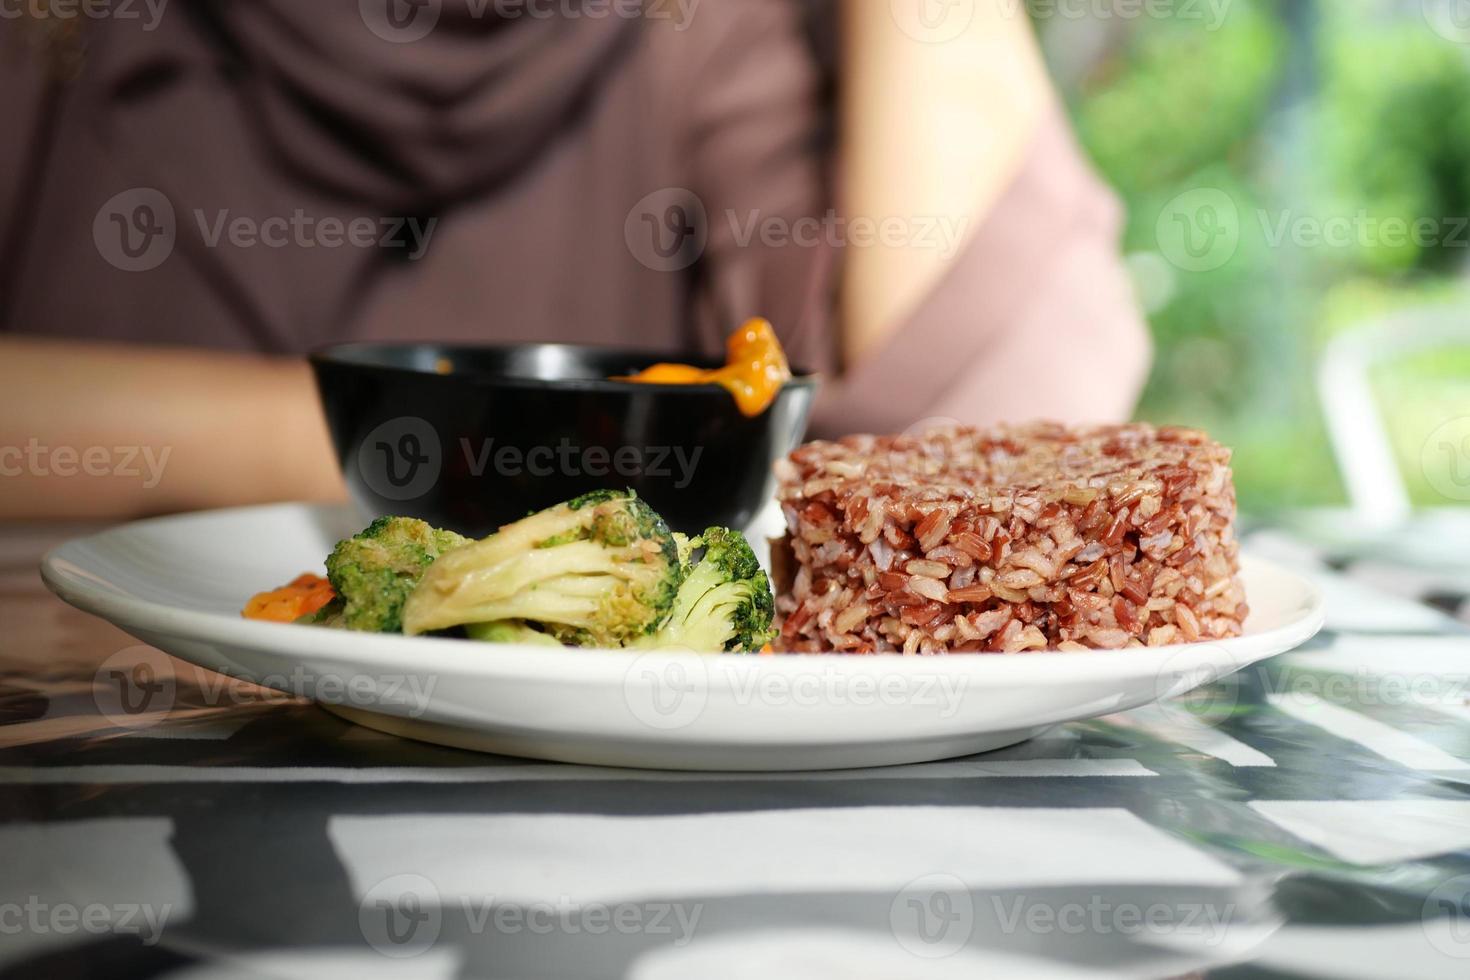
[310,341,821,397]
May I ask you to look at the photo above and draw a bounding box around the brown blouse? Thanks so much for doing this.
[0,1,1149,436]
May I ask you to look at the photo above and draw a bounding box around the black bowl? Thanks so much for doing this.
[310,343,819,537]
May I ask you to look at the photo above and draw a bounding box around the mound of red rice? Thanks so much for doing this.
[772,422,1246,654]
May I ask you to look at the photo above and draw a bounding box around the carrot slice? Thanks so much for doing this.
[243,573,335,623]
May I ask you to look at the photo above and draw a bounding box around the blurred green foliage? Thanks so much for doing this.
[1034,0,1470,513]
[1317,8,1470,276]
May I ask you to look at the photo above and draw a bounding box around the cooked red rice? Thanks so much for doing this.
[772,422,1246,654]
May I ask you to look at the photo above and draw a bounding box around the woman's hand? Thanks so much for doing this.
[0,338,346,520]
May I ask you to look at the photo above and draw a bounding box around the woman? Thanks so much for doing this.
[0,0,1149,519]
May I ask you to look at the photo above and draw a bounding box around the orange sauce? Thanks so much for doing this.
[242,573,335,623]
[617,318,793,417]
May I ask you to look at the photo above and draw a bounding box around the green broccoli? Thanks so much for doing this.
[324,517,470,632]
[401,490,683,646]
[635,526,775,652]
[464,620,562,647]
[297,598,345,628]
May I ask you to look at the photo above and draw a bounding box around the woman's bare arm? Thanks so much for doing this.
[0,338,345,520]
[840,0,1052,362]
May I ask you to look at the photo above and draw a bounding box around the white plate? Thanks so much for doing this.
[41,504,1325,771]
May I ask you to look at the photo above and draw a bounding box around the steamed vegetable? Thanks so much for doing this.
[256,492,778,653]
[324,517,470,632]
[401,490,684,647]
[463,620,562,647]
[242,574,336,623]
[635,527,775,653]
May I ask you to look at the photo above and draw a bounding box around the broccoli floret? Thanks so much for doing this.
[296,597,346,628]
[463,620,562,647]
[401,490,683,646]
[324,517,470,632]
[636,526,775,652]
[672,531,697,566]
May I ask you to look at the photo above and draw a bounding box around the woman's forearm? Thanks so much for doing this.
[840,0,1051,361]
[0,338,345,520]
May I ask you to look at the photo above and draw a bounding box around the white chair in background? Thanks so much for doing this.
[1295,306,1470,571]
